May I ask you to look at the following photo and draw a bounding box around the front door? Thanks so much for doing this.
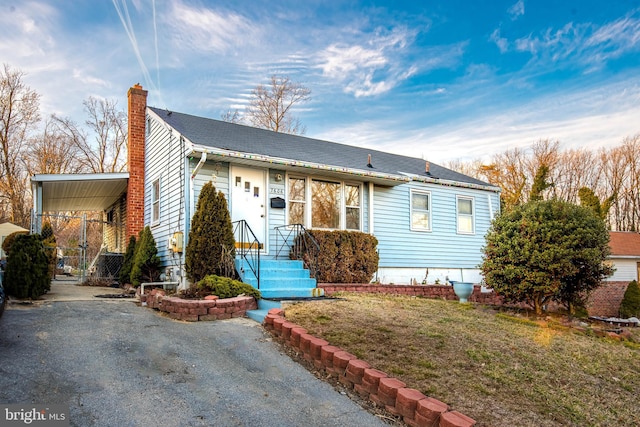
[230,166,267,249]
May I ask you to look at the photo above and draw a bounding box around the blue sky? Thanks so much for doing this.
[1,0,639,163]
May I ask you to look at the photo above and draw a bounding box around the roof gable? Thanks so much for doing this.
[148,107,493,188]
[609,231,640,256]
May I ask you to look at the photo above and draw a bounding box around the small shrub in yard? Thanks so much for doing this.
[130,226,161,286]
[295,230,379,283]
[4,234,50,299]
[196,275,260,299]
[119,235,136,285]
[619,280,640,318]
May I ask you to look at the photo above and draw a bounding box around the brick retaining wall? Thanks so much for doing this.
[319,281,631,317]
[587,281,630,317]
[139,289,258,321]
[319,284,502,305]
[264,308,476,427]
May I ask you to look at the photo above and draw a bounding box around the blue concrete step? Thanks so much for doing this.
[246,299,281,323]
[259,288,324,299]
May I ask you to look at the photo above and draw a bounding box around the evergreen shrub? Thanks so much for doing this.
[196,274,261,299]
[620,280,640,318]
[130,226,161,286]
[119,235,137,285]
[1,230,28,256]
[4,234,50,299]
[185,182,235,283]
[295,230,379,283]
[41,222,57,280]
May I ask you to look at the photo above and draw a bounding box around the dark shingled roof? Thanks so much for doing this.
[149,106,491,187]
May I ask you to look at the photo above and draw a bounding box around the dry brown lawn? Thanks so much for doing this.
[283,293,640,427]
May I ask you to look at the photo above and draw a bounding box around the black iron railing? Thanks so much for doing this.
[274,224,320,278]
[232,220,261,289]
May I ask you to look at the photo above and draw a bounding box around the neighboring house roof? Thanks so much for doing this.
[609,231,640,257]
[0,222,28,235]
[149,107,495,189]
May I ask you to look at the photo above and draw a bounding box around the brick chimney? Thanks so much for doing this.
[126,84,148,240]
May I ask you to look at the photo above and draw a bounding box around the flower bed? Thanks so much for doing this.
[140,289,258,322]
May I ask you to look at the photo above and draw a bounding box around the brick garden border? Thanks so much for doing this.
[139,289,258,321]
[264,308,476,427]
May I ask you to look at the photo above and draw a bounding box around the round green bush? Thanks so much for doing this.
[196,275,261,299]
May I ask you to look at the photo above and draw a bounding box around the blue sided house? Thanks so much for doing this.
[32,84,501,299]
[130,84,501,296]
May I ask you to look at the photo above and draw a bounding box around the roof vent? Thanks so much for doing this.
[367,154,373,168]
[425,161,431,175]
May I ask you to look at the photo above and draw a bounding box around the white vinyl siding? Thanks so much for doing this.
[457,196,474,234]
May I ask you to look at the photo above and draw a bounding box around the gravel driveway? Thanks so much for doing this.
[0,298,386,427]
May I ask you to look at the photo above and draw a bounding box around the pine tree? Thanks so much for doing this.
[130,227,161,286]
[119,235,137,285]
[185,182,235,283]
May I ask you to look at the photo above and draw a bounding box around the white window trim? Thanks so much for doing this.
[456,195,475,235]
[287,175,307,227]
[151,178,160,226]
[287,175,363,231]
[410,189,432,232]
[344,182,362,231]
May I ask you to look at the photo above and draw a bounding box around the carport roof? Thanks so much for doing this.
[32,173,128,212]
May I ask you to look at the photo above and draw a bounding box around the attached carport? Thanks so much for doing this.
[31,173,129,231]
[31,173,129,282]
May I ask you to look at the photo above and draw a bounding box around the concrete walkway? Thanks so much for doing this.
[0,283,388,426]
[36,279,129,302]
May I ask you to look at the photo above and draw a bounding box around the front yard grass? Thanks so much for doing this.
[284,293,640,427]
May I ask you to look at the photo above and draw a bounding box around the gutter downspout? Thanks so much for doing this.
[189,152,207,216]
[191,151,207,180]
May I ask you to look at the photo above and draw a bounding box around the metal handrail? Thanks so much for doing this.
[274,224,320,278]
[232,220,261,289]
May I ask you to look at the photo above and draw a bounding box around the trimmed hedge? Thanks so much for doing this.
[295,230,379,283]
[196,275,261,299]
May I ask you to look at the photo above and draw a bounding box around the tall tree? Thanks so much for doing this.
[578,187,615,222]
[52,96,128,173]
[185,182,235,283]
[0,64,40,226]
[25,117,84,175]
[529,164,553,202]
[245,75,310,135]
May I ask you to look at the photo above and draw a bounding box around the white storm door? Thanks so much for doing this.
[231,166,267,249]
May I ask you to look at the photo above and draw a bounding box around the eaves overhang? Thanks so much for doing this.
[189,145,411,186]
[400,172,502,193]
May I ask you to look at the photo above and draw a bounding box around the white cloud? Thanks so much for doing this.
[489,28,509,53]
[315,26,420,97]
[314,76,640,164]
[508,9,640,71]
[0,2,57,58]
[508,0,525,21]
[167,0,260,53]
